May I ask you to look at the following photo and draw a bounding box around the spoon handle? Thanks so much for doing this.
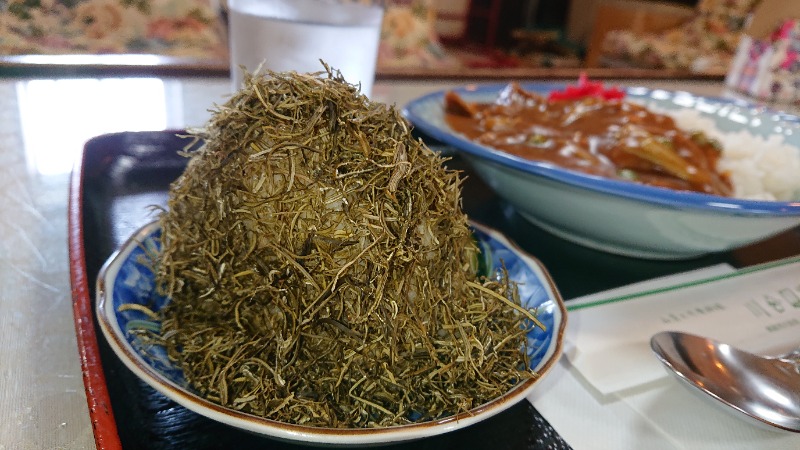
[781,348,800,374]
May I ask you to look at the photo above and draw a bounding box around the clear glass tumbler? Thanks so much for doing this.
[228,0,385,96]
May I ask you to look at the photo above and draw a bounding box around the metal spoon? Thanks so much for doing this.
[650,330,800,432]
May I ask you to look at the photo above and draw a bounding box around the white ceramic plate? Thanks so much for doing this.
[403,83,800,259]
[96,221,566,446]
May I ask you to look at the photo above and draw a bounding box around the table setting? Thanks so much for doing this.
[4,76,800,450]
[3,1,800,449]
[56,72,796,448]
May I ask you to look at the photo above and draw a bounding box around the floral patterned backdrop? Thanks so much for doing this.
[0,0,457,70]
[0,0,227,58]
[377,0,459,69]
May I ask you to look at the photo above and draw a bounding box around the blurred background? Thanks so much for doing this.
[0,0,761,77]
[379,0,756,76]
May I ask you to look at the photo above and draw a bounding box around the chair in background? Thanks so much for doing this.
[585,0,759,74]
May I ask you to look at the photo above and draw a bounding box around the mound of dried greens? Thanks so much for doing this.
[155,68,541,428]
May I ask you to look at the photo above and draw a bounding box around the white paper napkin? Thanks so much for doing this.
[529,259,800,450]
[569,258,800,395]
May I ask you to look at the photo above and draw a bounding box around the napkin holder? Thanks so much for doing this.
[725,0,800,104]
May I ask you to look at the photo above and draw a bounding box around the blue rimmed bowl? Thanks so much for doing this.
[96,221,566,446]
[404,83,800,259]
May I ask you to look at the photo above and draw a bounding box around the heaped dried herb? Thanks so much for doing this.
[154,67,543,428]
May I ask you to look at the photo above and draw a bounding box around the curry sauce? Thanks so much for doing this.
[444,83,732,196]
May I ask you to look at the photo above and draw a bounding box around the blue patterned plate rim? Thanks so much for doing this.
[402,82,800,216]
[95,221,567,446]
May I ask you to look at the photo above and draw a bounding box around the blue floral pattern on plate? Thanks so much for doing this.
[108,228,187,386]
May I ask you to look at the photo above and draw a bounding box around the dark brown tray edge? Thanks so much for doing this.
[68,136,124,450]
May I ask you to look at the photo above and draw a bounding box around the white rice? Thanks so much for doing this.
[658,107,800,201]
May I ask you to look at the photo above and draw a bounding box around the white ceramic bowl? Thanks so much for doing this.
[404,83,800,259]
[96,221,566,446]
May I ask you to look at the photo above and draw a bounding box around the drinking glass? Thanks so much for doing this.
[228,0,385,96]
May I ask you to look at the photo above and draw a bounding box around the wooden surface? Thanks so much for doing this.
[0,53,729,81]
[375,65,725,80]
